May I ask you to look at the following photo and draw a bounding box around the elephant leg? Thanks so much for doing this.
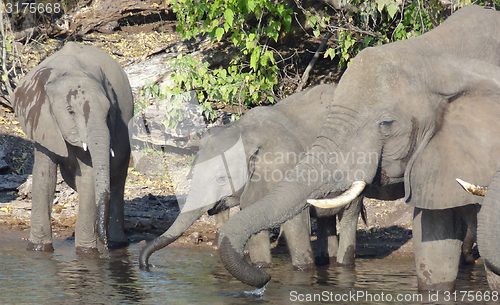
[74,157,99,255]
[413,207,467,291]
[282,208,314,269]
[213,209,230,245]
[336,197,362,266]
[460,228,475,265]
[107,159,129,248]
[247,230,272,268]
[315,215,338,265]
[485,266,500,292]
[457,205,478,265]
[27,148,57,252]
[215,209,230,232]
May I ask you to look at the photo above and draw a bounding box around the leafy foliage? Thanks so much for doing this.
[316,0,500,68]
[168,0,294,112]
[164,0,500,113]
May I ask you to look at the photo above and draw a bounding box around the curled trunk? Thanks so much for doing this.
[139,207,209,269]
[218,169,315,287]
[477,171,500,275]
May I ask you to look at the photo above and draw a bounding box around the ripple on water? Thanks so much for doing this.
[0,233,491,305]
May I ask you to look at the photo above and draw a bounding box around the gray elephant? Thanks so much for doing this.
[408,94,500,291]
[139,84,364,269]
[217,5,500,291]
[13,42,133,254]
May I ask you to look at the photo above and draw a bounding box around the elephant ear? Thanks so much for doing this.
[13,67,68,157]
[240,121,305,202]
[408,93,500,209]
[404,55,500,201]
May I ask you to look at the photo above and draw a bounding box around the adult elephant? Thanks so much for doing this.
[139,84,364,270]
[13,42,133,254]
[217,5,500,291]
[407,94,500,291]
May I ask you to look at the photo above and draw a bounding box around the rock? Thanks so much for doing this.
[17,175,33,198]
[0,142,12,174]
[124,34,236,96]
[128,91,206,171]
[1,174,29,192]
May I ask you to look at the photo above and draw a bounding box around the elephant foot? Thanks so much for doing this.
[76,246,100,258]
[27,241,54,252]
[292,262,316,271]
[252,261,273,268]
[416,278,456,292]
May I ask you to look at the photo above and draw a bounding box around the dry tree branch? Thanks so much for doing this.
[297,31,333,91]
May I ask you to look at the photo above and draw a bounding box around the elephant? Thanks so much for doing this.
[13,42,133,254]
[216,5,500,291]
[408,94,500,291]
[139,84,365,270]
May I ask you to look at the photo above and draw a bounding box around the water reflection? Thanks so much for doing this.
[0,232,491,304]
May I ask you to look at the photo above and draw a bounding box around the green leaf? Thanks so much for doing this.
[324,48,336,60]
[224,8,235,28]
[215,27,225,41]
[250,49,260,71]
[386,2,399,19]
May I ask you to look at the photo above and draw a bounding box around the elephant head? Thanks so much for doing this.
[13,54,119,247]
[139,114,307,268]
[217,5,500,288]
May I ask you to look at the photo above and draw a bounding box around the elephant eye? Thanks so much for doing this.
[380,120,393,127]
[67,104,75,115]
[216,174,227,185]
[378,120,393,135]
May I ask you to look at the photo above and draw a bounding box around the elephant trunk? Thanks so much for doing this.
[139,207,209,269]
[88,123,111,247]
[477,171,500,276]
[218,162,319,287]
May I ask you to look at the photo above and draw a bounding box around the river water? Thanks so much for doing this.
[0,230,493,304]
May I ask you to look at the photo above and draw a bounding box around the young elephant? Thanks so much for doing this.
[139,84,364,269]
[13,42,133,254]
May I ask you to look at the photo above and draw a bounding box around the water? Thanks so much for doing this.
[0,231,492,304]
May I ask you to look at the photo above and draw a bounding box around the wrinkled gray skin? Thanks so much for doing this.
[218,5,500,291]
[410,95,500,291]
[139,84,363,269]
[13,42,133,254]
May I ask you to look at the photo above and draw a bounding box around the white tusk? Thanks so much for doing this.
[83,142,88,151]
[456,178,487,196]
[308,181,366,209]
[110,148,115,157]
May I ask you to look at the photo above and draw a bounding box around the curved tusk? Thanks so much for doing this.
[456,178,487,196]
[110,148,115,157]
[308,181,366,209]
[83,142,88,151]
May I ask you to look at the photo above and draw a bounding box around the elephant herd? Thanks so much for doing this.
[11,5,500,293]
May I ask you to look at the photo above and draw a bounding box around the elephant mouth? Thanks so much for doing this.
[207,197,231,215]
